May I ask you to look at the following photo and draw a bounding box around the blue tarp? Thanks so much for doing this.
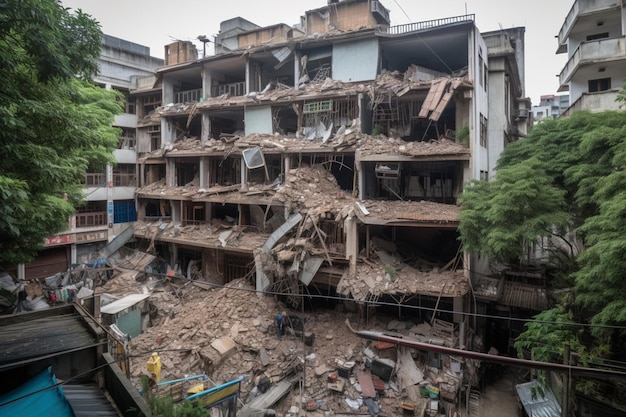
[0,367,74,417]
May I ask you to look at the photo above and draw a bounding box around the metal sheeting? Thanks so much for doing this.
[0,367,73,417]
[63,384,120,417]
[500,282,551,311]
[100,293,150,315]
[516,381,561,417]
[0,312,97,367]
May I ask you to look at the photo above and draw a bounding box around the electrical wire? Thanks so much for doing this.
[391,0,411,23]
[167,276,626,331]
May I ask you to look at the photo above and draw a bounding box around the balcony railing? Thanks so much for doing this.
[211,81,246,97]
[84,173,105,187]
[561,90,623,117]
[76,211,107,227]
[381,14,474,36]
[558,0,621,46]
[175,88,202,103]
[559,37,626,85]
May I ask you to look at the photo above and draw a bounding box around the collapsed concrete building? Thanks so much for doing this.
[130,0,530,350]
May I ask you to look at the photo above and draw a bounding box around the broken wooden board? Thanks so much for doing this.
[357,370,376,398]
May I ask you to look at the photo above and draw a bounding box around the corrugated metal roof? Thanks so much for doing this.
[100,294,150,315]
[516,381,561,417]
[0,311,97,367]
[63,384,120,417]
[500,282,551,311]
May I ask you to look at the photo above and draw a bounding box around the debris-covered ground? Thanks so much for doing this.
[112,271,474,417]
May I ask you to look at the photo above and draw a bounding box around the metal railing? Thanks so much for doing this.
[175,88,202,103]
[211,81,246,97]
[84,173,106,187]
[382,14,474,36]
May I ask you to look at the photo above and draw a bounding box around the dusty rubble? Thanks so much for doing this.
[120,274,473,417]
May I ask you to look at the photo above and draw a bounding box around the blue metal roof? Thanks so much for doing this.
[0,367,74,417]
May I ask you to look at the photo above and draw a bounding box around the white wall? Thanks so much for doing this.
[245,106,273,135]
[332,38,379,82]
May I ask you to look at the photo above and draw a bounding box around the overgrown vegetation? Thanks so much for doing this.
[0,0,122,263]
[459,106,626,368]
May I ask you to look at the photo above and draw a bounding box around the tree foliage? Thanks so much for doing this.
[0,0,122,263]
[459,109,626,357]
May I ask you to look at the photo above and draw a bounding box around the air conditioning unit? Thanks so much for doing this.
[517,108,529,118]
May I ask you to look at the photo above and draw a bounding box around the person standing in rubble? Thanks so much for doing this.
[276,312,283,340]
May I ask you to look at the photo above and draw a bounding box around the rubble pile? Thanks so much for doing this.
[122,275,473,416]
[275,165,352,213]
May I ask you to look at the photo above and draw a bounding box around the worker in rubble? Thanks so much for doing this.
[276,312,283,340]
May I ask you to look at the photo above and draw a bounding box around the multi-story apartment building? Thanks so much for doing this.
[557,0,626,116]
[130,0,529,357]
[531,93,570,123]
[17,35,163,280]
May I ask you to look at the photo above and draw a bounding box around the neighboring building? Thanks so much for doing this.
[531,93,570,123]
[130,0,529,374]
[0,303,150,416]
[14,35,163,280]
[556,0,626,116]
[483,27,531,179]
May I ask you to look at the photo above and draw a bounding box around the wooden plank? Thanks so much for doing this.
[418,79,447,118]
[357,370,376,399]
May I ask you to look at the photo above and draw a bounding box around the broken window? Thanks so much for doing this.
[183,202,206,226]
[174,158,199,187]
[143,199,171,220]
[363,161,460,203]
[118,127,136,150]
[301,98,358,140]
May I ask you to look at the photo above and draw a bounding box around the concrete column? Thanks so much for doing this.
[284,156,291,177]
[201,66,212,142]
[167,159,176,187]
[453,296,464,322]
[199,158,206,188]
[294,51,301,88]
[241,156,248,191]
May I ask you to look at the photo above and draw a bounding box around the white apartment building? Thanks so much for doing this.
[557,0,626,116]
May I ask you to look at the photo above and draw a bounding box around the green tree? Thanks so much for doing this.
[459,109,626,358]
[0,0,122,263]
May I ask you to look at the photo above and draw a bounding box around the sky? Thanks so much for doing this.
[61,0,573,104]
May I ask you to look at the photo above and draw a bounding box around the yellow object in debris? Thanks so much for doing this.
[146,352,162,383]
[187,383,205,395]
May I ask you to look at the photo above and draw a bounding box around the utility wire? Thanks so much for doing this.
[166,277,626,331]
[391,0,411,22]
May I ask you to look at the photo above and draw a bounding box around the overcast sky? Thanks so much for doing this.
[61,0,573,104]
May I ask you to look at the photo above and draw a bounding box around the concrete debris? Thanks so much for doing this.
[123,275,474,416]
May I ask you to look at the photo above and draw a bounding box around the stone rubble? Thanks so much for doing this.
[123,275,471,416]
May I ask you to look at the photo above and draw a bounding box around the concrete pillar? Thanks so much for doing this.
[241,156,248,191]
[199,158,206,188]
[453,295,464,324]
